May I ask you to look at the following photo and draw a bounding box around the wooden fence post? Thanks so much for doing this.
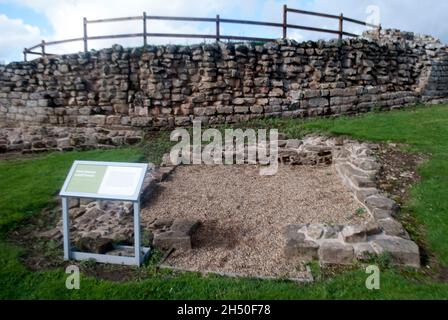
[216,15,220,42]
[143,12,147,47]
[83,17,88,52]
[338,13,344,41]
[283,4,288,39]
[23,49,27,62]
[41,40,46,57]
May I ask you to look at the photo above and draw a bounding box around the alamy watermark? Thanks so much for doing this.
[365,265,380,290]
[170,120,279,175]
[65,265,80,290]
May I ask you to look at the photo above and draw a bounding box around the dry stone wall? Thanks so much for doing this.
[1,29,448,153]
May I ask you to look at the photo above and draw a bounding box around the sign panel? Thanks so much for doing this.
[60,161,148,201]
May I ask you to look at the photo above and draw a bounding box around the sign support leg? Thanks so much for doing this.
[133,200,141,266]
[61,197,71,261]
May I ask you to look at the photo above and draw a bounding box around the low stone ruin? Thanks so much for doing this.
[283,136,420,268]
[42,134,420,268]
[0,125,143,153]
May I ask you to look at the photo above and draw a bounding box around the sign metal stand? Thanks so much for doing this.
[59,161,151,266]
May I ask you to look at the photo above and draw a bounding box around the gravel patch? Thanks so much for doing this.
[141,164,366,278]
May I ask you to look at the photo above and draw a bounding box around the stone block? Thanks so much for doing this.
[372,238,420,268]
[365,195,398,213]
[318,241,354,265]
[342,225,367,243]
[171,218,201,236]
[283,225,319,261]
[353,243,377,261]
[306,224,325,240]
[372,208,393,220]
[153,231,192,251]
[76,237,114,254]
[377,218,409,239]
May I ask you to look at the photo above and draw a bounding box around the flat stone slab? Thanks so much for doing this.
[153,231,192,251]
[371,237,420,268]
[318,241,355,265]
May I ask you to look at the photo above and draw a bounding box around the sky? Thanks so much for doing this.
[0,0,447,63]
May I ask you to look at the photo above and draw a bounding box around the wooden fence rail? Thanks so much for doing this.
[23,5,381,61]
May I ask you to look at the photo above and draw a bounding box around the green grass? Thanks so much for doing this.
[1,104,448,299]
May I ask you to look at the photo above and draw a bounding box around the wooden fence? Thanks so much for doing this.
[23,5,381,61]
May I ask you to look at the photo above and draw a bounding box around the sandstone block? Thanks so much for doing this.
[372,238,420,268]
[153,231,192,251]
[318,241,354,265]
[342,225,367,243]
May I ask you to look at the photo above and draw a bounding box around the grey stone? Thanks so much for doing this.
[323,225,343,239]
[353,243,377,261]
[342,225,367,243]
[306,224,325,240]
[284,238,319,261]
[372,237,420,268]
[364,220,382,236]
[318,241,355,265]
[377,218,410,239]
[153,231,192,251]
[365,195,398,212]
[76,237,114,254]
[171,218,201,236]
[283,224,318,260]
[372,208,393,220]
[355,188,379,202]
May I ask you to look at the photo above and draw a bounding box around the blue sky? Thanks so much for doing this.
[1,0,447,63]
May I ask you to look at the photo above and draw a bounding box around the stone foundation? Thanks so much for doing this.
[282,136,420,268]
[0,125,143,153]
[41,134,420,268]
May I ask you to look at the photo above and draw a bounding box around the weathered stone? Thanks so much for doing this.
[323,225,342,239]
[364,220,382,236]
[153,231,192,251]
[151,218,174,229]
[355,188,379,202]
[372,208,393,220]
[371,237,420,268]
[283,225,319,260]
[353,243,377,260]
[76,237,114,254]
[306,224,325,240]
[284,239,319,261]
[377,218,410,238]
[318,241,355,265]
[365,195,398,212]
[171,218,201,236]
[342,225,367,243]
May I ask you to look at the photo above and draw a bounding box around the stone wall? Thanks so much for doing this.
[1,29,448,153]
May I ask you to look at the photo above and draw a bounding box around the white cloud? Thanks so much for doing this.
[0,14,41,63]
[3,0,448,62]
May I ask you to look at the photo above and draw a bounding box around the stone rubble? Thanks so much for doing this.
[283,135,421,268]
[38,134,421,267]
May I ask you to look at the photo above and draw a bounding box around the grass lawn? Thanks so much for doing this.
[1,104,448,299]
